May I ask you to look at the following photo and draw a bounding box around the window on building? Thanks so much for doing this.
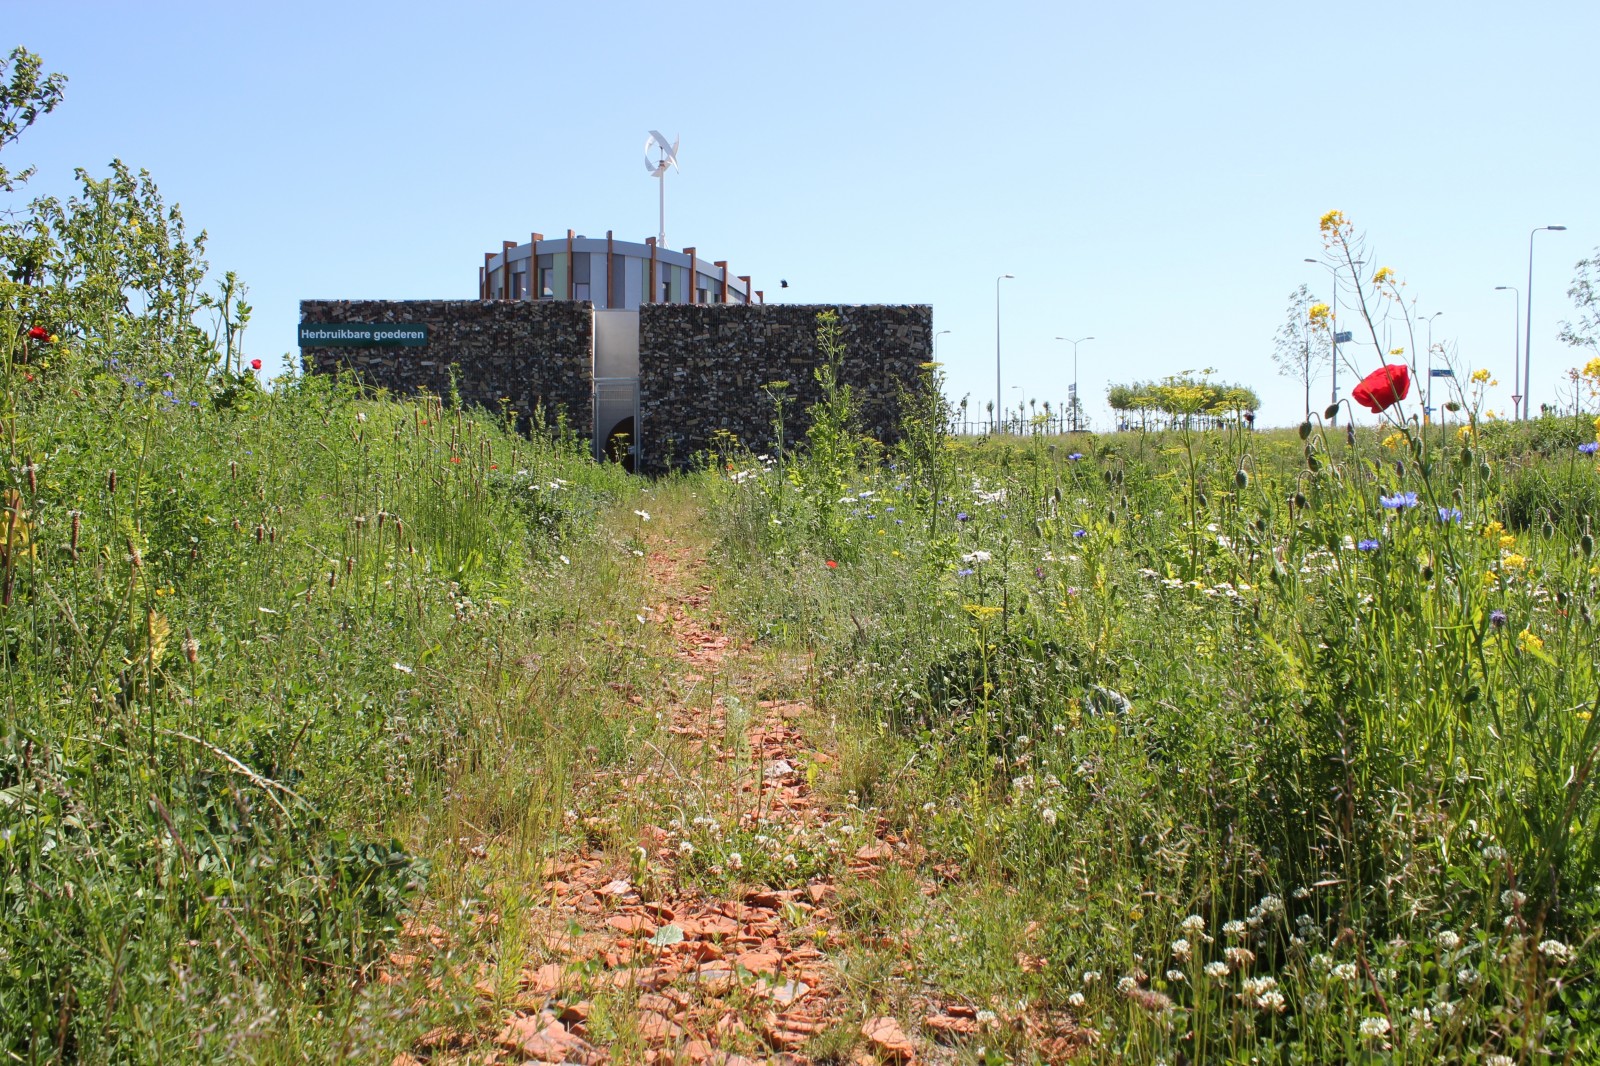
[574,282,590,302]
[539,267,554,299]
[511,267,527,299]
[697,287,709,304]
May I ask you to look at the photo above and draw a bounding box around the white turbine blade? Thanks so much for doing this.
[649,130,671,152]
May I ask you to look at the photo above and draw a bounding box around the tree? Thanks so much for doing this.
[0,47,66,194]
[1272,283,1328,420]
[1561,247,1600,360]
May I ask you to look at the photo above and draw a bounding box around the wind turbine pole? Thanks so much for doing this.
[659,171,666,247]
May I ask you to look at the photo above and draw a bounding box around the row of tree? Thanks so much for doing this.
[1105,372,1261,429]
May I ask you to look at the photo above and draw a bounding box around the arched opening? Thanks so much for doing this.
[605,416,636,473]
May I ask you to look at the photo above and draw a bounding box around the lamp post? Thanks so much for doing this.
[1494,286,1520,416]
[1304,258,1352,420]
[933,329,950,363]
[1525,226,1567,420]
[1422,312,1443,421]
[995,274,1013,433]
[1055,335,1094,432]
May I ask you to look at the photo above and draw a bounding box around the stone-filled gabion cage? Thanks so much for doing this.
[300,299,932,474]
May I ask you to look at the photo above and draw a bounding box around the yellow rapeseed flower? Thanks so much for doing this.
[1390,346,1405,356]
[1482,521,1504,538]
[1499,534,1518,550]
[1471,368,1491,384]
[1309,302,1331,326]
[963,604,1003,620]
[1381,432,1405,450]
[1319,210,1346,233]
[1482,571,1499,587]
[1584,357,1600,381]
[1517,628,1544,653]
[1457,425,1476,442]
[1373,267,1396,286]
[1502,553,1528,571]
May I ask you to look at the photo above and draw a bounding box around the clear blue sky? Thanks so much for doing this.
[9,1,1598,426]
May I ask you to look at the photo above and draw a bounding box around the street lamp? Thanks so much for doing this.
[1525,225,1567,420]
[933,329,950,362]
[1055,335,1094,433]
[995,274,1013,433]
[1422,312,1443,420]
[1494,286,1520,415]
[1305,257,1362,420]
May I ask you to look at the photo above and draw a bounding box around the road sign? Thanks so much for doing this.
[1429,368,1455,378]
[1333,331,1353,343]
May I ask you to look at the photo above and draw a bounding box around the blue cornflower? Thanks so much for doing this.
[895,519,904,525]
[956,512,971,522]
[1067,453,1083,461]
[188,401,199,408]
[1357,538,1380,551]
[1437,507,1463,523]
[1489,609,1507,629]
[957,567,975,578]
[1379,491,1419,510]
[885,506,895,514]
[108,357,121,369]
[161,389,175,400]
[1072,529,1088,539]
[1580,442,1599,455]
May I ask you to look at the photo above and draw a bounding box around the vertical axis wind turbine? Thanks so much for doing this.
[644,131,680,248]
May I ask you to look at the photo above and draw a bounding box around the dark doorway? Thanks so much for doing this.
[605,416,636,473]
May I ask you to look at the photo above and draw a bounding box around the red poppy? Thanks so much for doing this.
[1352,364,1410,413]
[250,358,263,371]
[28,326,49,341]
[825,560,838,569]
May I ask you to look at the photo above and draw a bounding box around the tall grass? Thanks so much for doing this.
[705,346,1600,1061]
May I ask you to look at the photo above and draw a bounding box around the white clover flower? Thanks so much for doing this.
[1224,946,1255,967]
[1359,1016,1391,1039]
[1501,889,1526,908]
[975,1009,998,1029]
[1485,1056,1514,1066]
[1435,1000,1455,1019]
[727,852,743,870]
[1241,976,1277,996]
[1082,970,1101,985]
[1258,990,1287,1013]
[1180,914,1206,935]
[1067,991,1086,1009]
[1538,939,1574,964]
[1041,807,1058,827]
[1171,938,1192,962]
[1116,976,1138,994]
[1256,894,1285,918]
[1332,963,1359,982]
[1410,1006,1431,1025]
[922,802,937,814]
[1437,930,1461,951]
[1223,919,1247,938]
[961,550,992,564]
[1166,969,1186,983]
[1457,967,1481,986]
[1482,844,1509,861]
[1310,953,1333,974]
[1302,992,1328,1014]
[1204,961,1229,979]
[678,840,694,855]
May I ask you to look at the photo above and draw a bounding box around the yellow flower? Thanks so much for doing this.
[1502,553,1527,571]
[1482,521,1504,538]
[1373,267,1396,286]
[963,604,1003,620]
[1457,425,1476,442]
[1309,302,1331,326]
[1517,628,1544,653]
[1579,710,1593,722]
[1593,413,1600,439]
[1482,571,1499,587]
[1381,432,1405,450]
[1389,346,1405,356]
[1499,534,1518,550]
[1471,368,1491,384]
[1319,210,1346,233]
[1584,357,1600,381]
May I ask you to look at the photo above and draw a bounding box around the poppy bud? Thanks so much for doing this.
[1293,492,1307,510]
[1255,516,1267,533]
[1422,565,1433,581]
[1235,469,1249,489]
[1196,491,1208,509]
[1582,533,1594,557]
[1479,462,1491,480]
[1324,404,1341,420]
[1106,506,1116,526]
[1103,470,1113,486]
[1346,425,1356,448]
[1461,447,1474,466]
[1305,449,1320,472]
[1298,421,1312,441]
[1542,521,1555,540]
